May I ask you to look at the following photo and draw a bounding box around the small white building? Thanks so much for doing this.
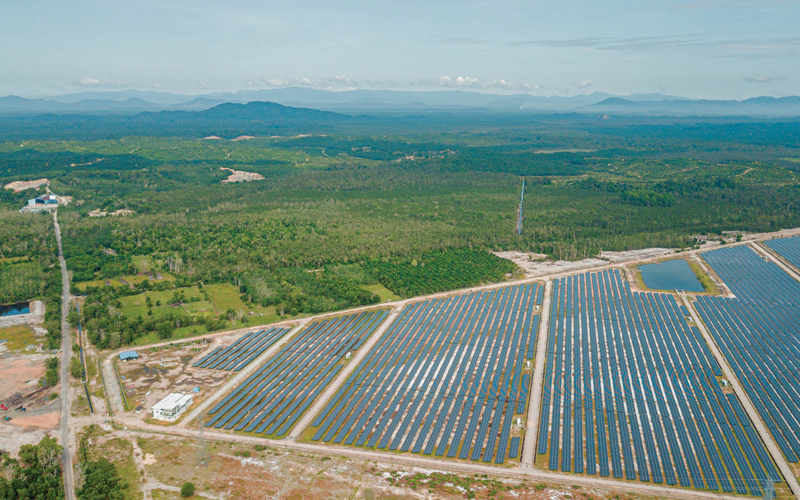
[151,393,193,421]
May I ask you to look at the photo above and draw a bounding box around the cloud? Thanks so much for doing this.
[512,35,800,57]
[255,75,543,93]
[572,80,593,88]
[79,76,103,86]
[744,73,787,83]
[422,36,493,45]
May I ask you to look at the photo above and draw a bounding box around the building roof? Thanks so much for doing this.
[152,393,193,412]
[119,350,138,360]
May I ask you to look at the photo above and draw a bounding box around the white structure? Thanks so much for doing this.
[151,393,193,421]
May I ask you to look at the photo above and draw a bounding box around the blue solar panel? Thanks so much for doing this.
[309,284,540,464]
[536,266,777,495]
[205,310,387,437]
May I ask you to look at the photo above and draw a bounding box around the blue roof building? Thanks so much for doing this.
[119,351,138,361]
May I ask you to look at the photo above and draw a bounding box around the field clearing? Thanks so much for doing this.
[204,283,247,312]
[75,272,174,291]
[362,283,400,303]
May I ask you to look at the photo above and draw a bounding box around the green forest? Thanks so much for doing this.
[2,115,800,349]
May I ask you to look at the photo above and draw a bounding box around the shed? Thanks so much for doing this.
[119,351,138,361]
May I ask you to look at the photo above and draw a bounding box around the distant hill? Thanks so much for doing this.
[583,96,800,117]
[3,88,798,117]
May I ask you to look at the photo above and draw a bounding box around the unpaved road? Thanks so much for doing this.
[54,211,76,500]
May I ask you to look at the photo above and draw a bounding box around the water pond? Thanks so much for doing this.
[0,302,30,317]
[638,260,704,292]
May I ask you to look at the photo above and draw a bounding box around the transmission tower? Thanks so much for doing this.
[197,412,210,469]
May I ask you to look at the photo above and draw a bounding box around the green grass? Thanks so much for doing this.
[781,158,800,163]
[0,256,29,264]
[362,284,400,303]
[205,283,247,312]
[75,272,173,291]
[119,286,205,318]
[0,325,38,351]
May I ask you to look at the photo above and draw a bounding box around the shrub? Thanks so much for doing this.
[180,481,195,497]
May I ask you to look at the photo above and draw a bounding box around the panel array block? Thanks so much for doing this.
[538,269,777,496]
[193,326,290,371]
[698,244,800,472]
[205,310,387,437]
[309,284,540,464]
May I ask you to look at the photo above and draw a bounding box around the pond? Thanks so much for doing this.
[638,260,704,292]
[0,302,30,317]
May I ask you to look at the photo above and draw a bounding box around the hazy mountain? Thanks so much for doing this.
[583,96,800,116]
[1,89,798,117]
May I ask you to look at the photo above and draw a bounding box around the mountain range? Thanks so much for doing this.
[1,88,799,117]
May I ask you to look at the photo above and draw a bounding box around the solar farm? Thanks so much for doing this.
[308,283,542,464]
[696,245,800,471]
[537,269,780,496]
[178,235,800,498]
[204,310,387,437]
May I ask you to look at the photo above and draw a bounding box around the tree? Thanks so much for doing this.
[70,356,83,379]
[180,482,195,498]
[43,357,59,387]
[0,436,63,500]
[77,458,125,500]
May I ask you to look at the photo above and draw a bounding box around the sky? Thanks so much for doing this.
[1,0,799,99]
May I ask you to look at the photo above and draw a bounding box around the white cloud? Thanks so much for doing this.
[572,80,593,88]
[79,76,103,86]
[255,75,543,93]
[744,73,787,83]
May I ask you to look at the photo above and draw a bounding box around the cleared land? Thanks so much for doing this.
[537,269,779,496]
[308,284,543,465]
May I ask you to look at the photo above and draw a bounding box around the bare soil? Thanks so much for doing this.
[3,178,49,191]
[117,342,231,418]
[134,434,599,500]
[220,167,264,184]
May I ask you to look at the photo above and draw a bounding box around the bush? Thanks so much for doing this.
[44,357,59,387]
[181,482,195,498]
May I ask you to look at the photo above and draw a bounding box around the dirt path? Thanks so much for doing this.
[522,280,551,467]
[54,211,76,500]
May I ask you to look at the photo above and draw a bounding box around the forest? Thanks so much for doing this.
[1,112,799,349]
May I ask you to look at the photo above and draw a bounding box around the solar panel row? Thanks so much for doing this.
[310,284,540,464]
[538,268,777,496]
[192,326,290,371]
[698,244,800,471]
[204,310,388,437]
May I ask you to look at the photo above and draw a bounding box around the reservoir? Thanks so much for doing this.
[0,302,30,317]
[638,260,704,292]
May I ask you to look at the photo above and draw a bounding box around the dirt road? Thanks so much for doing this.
[54,211,76,500]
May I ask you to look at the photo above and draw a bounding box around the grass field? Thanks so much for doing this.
[75,272,174,291]
[204,283,247,312]
[0,324,38,351]
[362,283,400,303]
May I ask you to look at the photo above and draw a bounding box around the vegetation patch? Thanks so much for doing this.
[368,249,519,297]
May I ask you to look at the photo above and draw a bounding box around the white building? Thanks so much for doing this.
[151,393,193,421]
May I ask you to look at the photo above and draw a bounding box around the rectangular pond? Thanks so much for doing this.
[638,259,704,292]
[0,302,30,317]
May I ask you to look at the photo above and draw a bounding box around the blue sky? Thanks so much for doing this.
[2,0,798,99]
